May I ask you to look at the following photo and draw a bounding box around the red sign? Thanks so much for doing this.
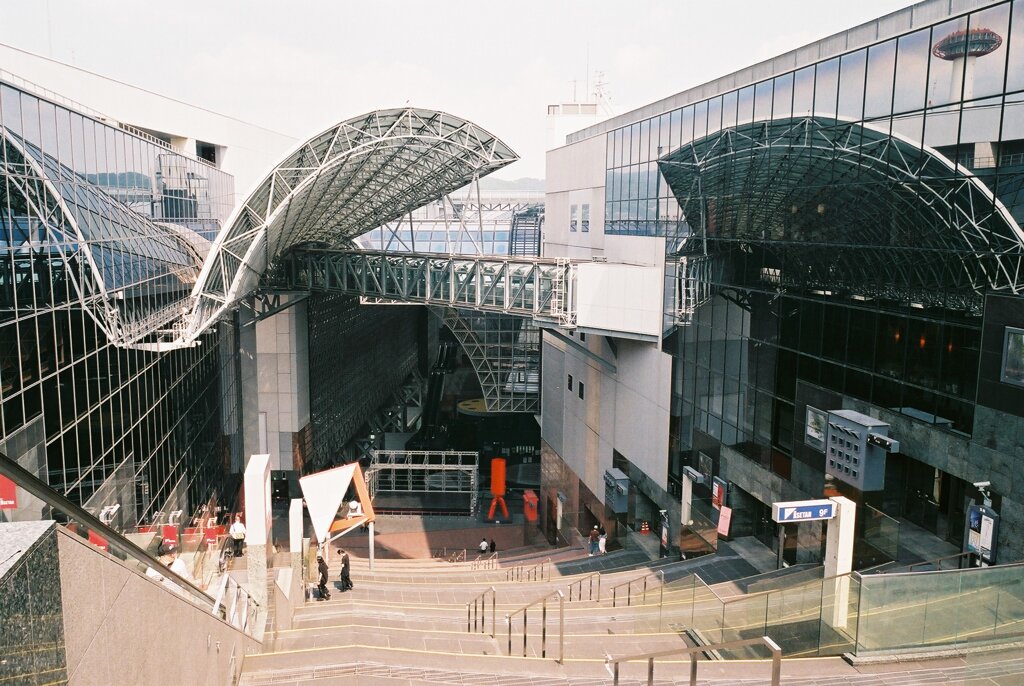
[88,530,109,552]
[204,525,223,545]
[0,475,16,509]
[161,524,179,548]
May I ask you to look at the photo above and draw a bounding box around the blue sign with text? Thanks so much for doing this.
[772,499,836,523]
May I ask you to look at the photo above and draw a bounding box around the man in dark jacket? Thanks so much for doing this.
[316,555,331,600]
[340,549,353,591]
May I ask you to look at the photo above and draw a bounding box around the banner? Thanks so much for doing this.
[0,475,16,509]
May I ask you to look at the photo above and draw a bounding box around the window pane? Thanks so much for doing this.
[894,29,930,113]
[865,39,896,119]
[815,58,840,116]
[838,49,866,120]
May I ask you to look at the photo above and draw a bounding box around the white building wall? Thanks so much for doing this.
[543,132,673,503]
[254,300,310,471]
[0,43,297,201]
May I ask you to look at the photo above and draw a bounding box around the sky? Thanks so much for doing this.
[0,0,916,180]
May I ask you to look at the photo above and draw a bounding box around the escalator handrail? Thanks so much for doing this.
[0,450,249,613]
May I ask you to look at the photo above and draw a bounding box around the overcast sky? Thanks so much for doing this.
[1,0,914,179]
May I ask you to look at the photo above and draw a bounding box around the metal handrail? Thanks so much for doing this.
[567,571,601,602]
[466,585,496,637]
[0,451,260,629]
[606,636,782,686]
[506,557,550,582]
[505,589,565,663]
[610,570,665,607]
[448,549,467,563]
[472,552,498,570]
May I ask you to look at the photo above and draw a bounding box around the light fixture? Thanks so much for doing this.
[817,203,826,215]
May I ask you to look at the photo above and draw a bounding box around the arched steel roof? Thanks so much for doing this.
[659,116,1024,307]
[185,108,518,340]
[1,127,204,347]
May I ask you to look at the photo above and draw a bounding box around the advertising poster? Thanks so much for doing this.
[964,504,1000,565]
[712,477,727,510]
[0,474,16,509]
[717,506,732,536]
[805,406,827,452]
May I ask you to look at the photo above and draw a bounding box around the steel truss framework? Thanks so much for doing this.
[1,127,204,348]
[183,108,518,342]
[366,450,479,514]
[281,248,575,326]
[434,307,540,413]
[659,116,1024,309]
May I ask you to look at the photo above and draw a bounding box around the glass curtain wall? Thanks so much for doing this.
[598,2,1024,499]
[0,80,237,525]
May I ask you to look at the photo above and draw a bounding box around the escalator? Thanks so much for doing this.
[407,340,458,450]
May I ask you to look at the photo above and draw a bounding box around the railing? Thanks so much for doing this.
[505,589,565,663]
[448,549,467,563]
[606,636,782,686]
[567,571,601,602]
[471,552,498,570]
[213,573,258,633]
[466,586,497,637]
[865,551,973,574]
[0,450,261,639]
[610,570,665,607]
[506,558,549,582]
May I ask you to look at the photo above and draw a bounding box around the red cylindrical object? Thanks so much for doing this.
[490,458,506,497]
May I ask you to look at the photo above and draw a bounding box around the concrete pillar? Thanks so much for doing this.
[680,473,693,526]
[368,521,375,571]
[244,453,272,627]
[824,496,856,629]
[289,498,303,585]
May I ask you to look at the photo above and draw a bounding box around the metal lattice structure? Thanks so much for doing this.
[1,127,205,348]
[434,307,540,413]
[659,116,1024,308]
[182,108,517,342]
[366,450,479,514]
[282,248,575,326]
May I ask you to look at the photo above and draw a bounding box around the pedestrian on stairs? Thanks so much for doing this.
[588,526,600,556]
[340,549,353,591]
[316,555,331,601]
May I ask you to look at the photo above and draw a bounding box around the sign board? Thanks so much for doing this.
[603,468,629,514]
[772,499,836,523]
[0,474,16,509]
[964,504,1000,565]
[805,406,827,452]
[717,506,733,536]
[711,477,727,510]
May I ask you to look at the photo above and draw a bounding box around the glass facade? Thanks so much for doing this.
[590,1,1024,553]
[0,78,238,525]
[605,0,1024,238]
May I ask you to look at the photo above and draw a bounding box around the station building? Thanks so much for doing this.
[542,0,1024,563]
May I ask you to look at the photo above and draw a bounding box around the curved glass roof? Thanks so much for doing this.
[659,116,1024,305]
[1,127,203,346]
[185,108,518,340]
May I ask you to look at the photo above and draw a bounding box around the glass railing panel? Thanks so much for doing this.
[992,566,1024,637]
[862,504,899,561]
[689,577,725,644]
[720,592,768,653]
[817,573,858,656]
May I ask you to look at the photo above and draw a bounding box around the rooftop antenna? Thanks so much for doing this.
[593,71,613,116]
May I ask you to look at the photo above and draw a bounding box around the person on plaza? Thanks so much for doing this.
[489,538,496,554]
[229,514,246,557]
[479,538,488,553]
[339,549,353,591]
[588,525,600,556]
[316,554,331,600]
[598,525,607,555]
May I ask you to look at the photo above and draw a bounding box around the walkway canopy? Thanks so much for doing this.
[184,108,517,340]
[659,116,1024,311]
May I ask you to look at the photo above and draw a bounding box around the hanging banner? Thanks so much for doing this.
[0,475,16,509]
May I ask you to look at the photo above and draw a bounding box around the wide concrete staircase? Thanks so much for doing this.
[239,535,1024,685]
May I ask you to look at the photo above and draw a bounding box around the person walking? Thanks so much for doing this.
[228,514,246,557]
[598,525,607,555]
[588,525,600,556]
[339,549,353,591]
[489,539,496,554]
[316,555,331,600]
[479,538,488,553]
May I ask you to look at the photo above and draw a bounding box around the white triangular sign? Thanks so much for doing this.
[299,464,356,543]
